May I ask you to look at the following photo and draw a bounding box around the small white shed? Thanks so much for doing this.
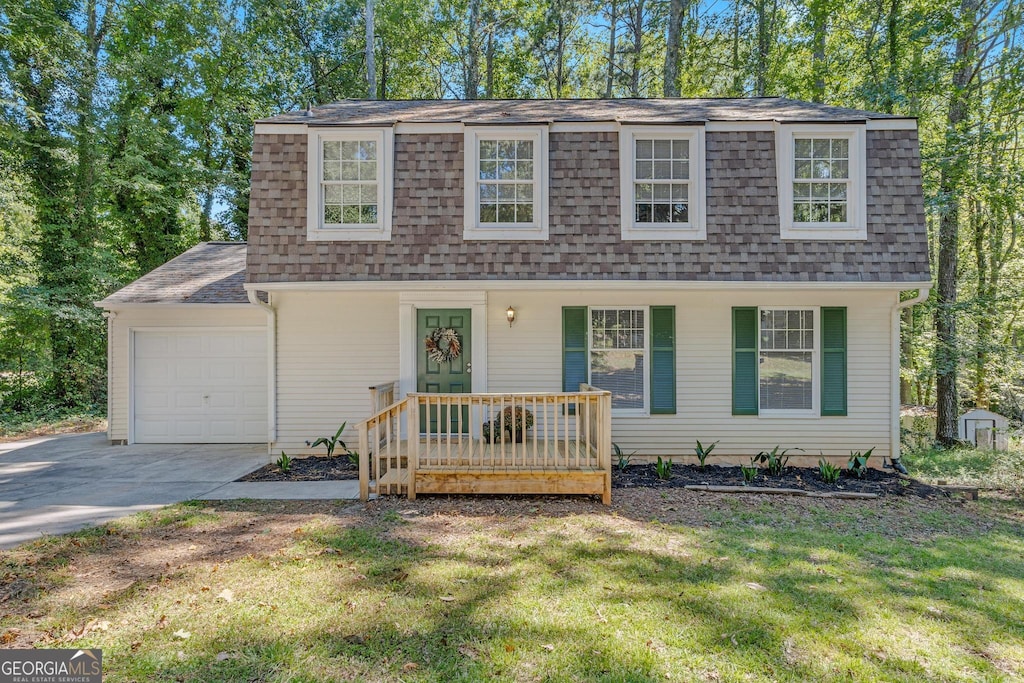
[958,409,1009,449]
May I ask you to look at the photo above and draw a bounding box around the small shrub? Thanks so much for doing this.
[694,439,719,469]
[818,458,841,484]
[308,422,349,458]
[655,456,673,480]
[276,451,292,473]
[613,443,634,472]
[741,460,759,485]
[347,450,360,466]
[847,447,874,478]
[754,446,791,476]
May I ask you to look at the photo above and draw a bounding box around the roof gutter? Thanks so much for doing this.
[247,289,278,447]
[890,286,932,471]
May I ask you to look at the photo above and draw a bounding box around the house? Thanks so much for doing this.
[97,98,931,501]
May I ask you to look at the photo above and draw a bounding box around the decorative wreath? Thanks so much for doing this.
[424,327,462,363]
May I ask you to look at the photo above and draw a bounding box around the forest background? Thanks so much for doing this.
[0,0,1021,444]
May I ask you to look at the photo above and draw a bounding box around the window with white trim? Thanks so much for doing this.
[464,127,548,240]
[590,308,647,413]
[777,125,866,240]
[759,308,817,413]
[306,129,393,241]
[619,126,706,240]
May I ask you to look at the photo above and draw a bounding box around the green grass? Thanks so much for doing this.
[904,442,1024,493]
[1,495,1023,682]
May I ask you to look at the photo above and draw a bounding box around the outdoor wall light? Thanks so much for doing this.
[506,306,516,327]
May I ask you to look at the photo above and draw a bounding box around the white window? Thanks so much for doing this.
[759,308,818,414]
[590,307,647,414]
[619,126,706,240]
[464,127,549,240]
[306,129,393,241]
[777,125,866,240]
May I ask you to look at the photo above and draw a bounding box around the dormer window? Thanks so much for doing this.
[777,125,866,240]
[619,126,706,240]
[306,129,393,241]
[463,127,549,240]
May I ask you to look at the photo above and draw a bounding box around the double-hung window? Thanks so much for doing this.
[590,308,647,413]
[758,308,816,412]
[619,126,706,240]
[777,125,866,240]
[306,129,393,241]
[464,127,548,240]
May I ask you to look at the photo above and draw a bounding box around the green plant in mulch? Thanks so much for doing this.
[753,446,791,476]
[276,451,292,473]
[307,422,350,458]
[818,458,841,484]
[655,456,673,480]
[847,447,874,478]
[613,443,635,472]
[741,460,759,485]
[694,439,718,469]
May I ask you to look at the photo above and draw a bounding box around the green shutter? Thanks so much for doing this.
[650,306,676,414]
[732,307,758,415]
[563,307,588,414]
[821,307,848,416]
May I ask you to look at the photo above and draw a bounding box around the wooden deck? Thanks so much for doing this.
[358,388,613,504]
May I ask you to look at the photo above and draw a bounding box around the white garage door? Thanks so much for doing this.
[133,330,267,443]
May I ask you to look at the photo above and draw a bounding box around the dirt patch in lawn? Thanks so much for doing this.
[238,456,359,481]
[614,463,947,498]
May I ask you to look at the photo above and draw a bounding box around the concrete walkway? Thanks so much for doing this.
[0,433,360,549]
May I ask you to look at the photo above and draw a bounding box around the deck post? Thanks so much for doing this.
[406,394,418,500]
[358,421,370,501]
[601,391,612,505]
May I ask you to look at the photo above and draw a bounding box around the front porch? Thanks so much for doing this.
[357,384,613,504]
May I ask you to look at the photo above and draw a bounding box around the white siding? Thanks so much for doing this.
[210,286,899,463]
[487,288,897,463]
[273,291,400,451]
[107,306,267,443]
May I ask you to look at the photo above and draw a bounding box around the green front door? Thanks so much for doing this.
[418,309,471,433]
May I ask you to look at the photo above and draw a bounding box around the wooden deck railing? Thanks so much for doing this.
[368,381,397,414]
[356,385,612,503]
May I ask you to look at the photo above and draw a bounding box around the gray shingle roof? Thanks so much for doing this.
[259,97,909,126]
[97,242,249,306]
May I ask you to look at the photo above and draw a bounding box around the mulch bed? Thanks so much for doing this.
[238,456,359,482]
[239,456,945,498]
[614,462,947,498]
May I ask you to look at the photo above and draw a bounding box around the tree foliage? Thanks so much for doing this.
[1,0,1022,435]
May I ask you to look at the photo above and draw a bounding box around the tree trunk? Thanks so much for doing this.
[630,0,644,97]
[605,0,617,97]
[808,0,826,102]
[731,0,743,95]
[465,0,481,99]
[664,0,685,97]
[934,0,981,445]
[362,0,374,97]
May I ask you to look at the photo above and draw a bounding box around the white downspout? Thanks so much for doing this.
[102,310,117,444]
[247,289,277,451]
[890,286,931,469]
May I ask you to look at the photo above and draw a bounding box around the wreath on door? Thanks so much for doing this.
[424,327,462,363]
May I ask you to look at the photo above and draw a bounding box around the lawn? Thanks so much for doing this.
[1,489,1023,682]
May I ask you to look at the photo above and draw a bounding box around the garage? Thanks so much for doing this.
[132,330,267,443]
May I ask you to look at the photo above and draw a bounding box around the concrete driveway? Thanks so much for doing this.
[0,432,269,549]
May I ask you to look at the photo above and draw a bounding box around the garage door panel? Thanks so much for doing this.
[134,330,267,444]
[136,390,171,411]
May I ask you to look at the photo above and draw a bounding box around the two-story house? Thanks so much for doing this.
[98,98,930,499]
